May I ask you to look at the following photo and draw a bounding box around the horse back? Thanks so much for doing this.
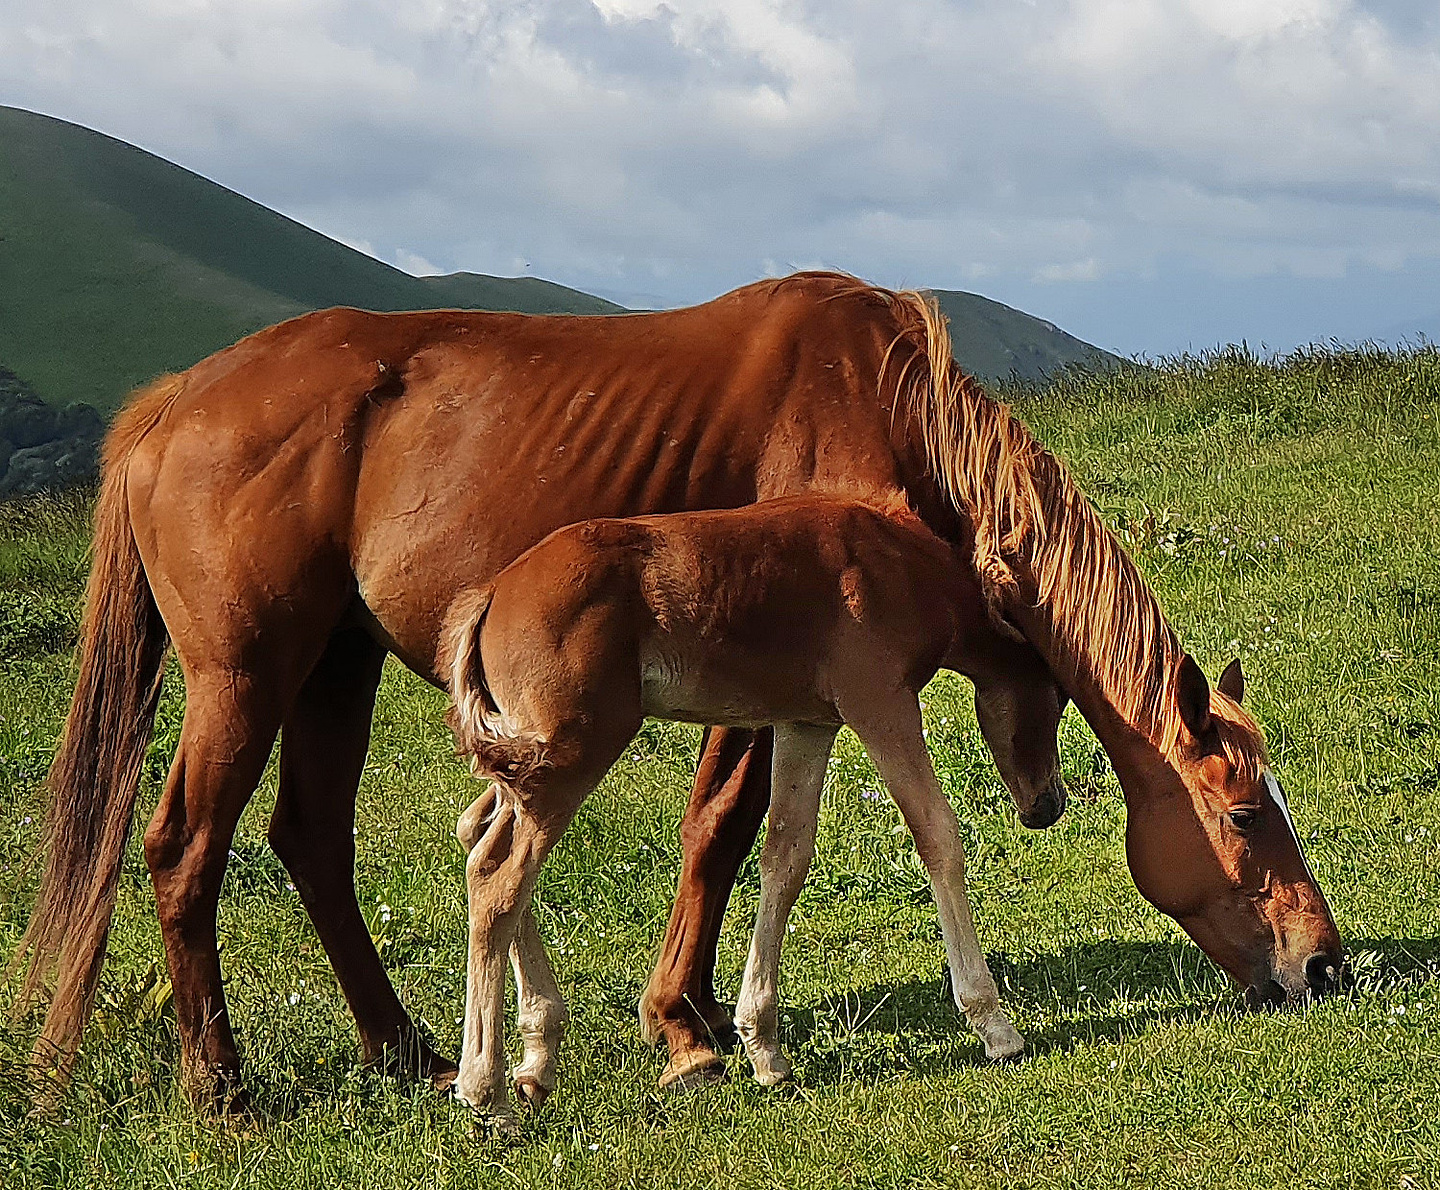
[119,275,927,683]
[476,496,966,731]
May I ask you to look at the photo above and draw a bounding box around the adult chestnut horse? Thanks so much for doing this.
[15,273,1339,1108]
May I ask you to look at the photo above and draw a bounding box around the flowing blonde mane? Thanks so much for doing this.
[883,289,1263,764]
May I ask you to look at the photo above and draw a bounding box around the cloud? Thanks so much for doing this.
[394,247,443,277]
[2,0,1438,350]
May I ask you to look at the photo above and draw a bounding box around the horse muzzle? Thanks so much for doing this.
[1016,774,1067,830]
[1245,947,1345,1009]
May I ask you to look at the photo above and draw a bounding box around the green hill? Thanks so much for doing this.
[0,105,622,415]
[930,289,1122,384]
[0,105,1122,494]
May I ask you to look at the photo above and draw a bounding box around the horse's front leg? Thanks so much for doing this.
[850,696,1025,1061]
[733,723,836,1086]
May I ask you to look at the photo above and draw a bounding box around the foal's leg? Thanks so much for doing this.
[457,785,568,1109]
[142,671,285,1110]
[509,909,569,1107]
[733,723,837,1086]
[269,628,456,1088]
[848,696,1025,1061]
[642,726,774,1091]
[456,786,585,1131]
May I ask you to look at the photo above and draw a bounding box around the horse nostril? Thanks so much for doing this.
[1303,952,1341,995]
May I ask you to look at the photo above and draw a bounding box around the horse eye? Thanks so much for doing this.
[1227,807,1259,834]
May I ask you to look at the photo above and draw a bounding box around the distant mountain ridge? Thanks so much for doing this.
[0,106,622,417]
[929,289,1121,385]
[1,104,1118,430]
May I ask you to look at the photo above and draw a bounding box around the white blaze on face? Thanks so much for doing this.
[1263,769,1321,891]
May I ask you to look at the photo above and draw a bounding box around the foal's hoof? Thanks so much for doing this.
[659,1051,728,1094]
[455,1089,525,1139]
[476,1108,524,1141]
[514,1074,552,1110]
[981,1022,1026,1064]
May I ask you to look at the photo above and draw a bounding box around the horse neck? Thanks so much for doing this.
[974,437,1188,796]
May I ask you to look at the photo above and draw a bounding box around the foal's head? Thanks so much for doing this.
[1124,658,1344,1006]
[971,660,1069,830]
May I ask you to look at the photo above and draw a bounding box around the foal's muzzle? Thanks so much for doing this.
[1303,950,1343,998]
[1017,775,1067,830]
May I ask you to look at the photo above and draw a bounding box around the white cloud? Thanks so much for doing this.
[2,0,1438,350]
[394,247,443,276]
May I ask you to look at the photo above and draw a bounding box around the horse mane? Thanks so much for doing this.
[883,288,1265,766]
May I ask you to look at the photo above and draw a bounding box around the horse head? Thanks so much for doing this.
[1123,657,1344,1005]
[972,660,1070,830]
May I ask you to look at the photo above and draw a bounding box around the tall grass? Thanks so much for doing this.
[0,348,1436,1188]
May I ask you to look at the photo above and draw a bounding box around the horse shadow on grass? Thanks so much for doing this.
[771,935,1440,1091]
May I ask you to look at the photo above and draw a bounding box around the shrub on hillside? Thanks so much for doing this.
[0,367,104,497]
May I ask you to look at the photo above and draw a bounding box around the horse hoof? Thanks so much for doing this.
[514,1075,551,1110]
[430,1065,459,1096]
[478,1108,524,1141]
[659,1053,728,1094]
[984,1036,1026,1064]
[183,1064,252,1119]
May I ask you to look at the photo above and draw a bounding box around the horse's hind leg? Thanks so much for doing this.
[142,670,285,1111]
[268,628,457,1088]
[733,722,836,1086]
[455,788,574,1132]
[508,908,568,1107]
[847,695,1025,1062]
[642,725,774,1091]
[458,786,568,1109]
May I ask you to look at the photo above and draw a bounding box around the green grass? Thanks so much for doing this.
[1,347,1438,1187]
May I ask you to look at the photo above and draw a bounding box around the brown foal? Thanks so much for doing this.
[444,495,1030,1126]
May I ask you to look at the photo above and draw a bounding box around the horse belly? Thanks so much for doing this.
[638,647,838,729]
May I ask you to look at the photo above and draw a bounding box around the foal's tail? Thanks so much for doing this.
[443,586,552,786]
[10,376,179,1090]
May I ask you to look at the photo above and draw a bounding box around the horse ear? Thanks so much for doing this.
[1176,653,1212,738]
[1217,658,1245,703]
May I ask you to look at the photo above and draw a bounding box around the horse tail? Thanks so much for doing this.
[11,375,180,1088]
[443,586,551,786]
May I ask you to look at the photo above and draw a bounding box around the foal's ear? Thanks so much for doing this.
[1176,652,1212,738]
[1217,658,1245,703]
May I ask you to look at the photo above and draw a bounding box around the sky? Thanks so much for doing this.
[3,0,1440,357]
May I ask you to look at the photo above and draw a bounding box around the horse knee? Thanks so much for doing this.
[265,802,306,869]
[142,814,183,876]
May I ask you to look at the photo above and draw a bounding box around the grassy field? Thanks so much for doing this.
[0,347,1437,1188]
